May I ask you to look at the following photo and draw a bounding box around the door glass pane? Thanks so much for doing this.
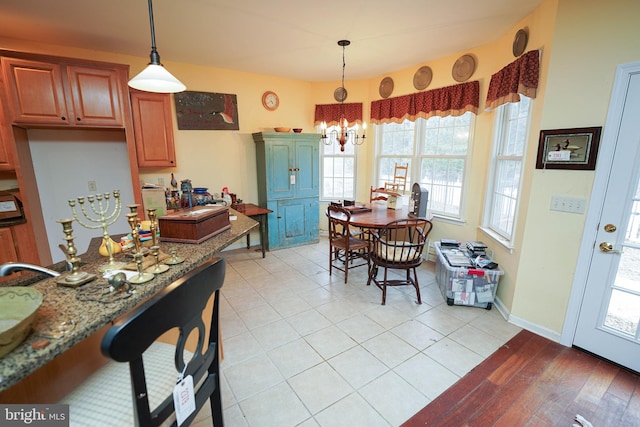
[604,289,640,336]
[604,177,640,337]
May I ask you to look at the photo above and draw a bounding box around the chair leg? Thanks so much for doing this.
[343,255,349,284]
[412,268,422,304]
[381,268,388,305]
[210,376,224,426]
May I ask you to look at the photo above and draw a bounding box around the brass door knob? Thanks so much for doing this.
[599,242,621,253]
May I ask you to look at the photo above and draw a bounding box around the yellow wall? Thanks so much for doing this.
[513,0,640,335]
[1,0,639,339]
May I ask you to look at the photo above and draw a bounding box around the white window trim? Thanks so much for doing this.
[374,115,475,221]
[318,124,358,202]
[481,99,532,249]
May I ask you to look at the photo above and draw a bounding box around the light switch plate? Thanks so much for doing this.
[550,196,586,214]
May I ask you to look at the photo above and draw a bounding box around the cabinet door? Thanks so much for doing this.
[130,90,176,167]
[0,99,13,170]
[294,139,319,198]
[1,57,70,125]
[266,141,295,199]
[270,197,319,249]
[67,65,123,126]
[0,227,18,263]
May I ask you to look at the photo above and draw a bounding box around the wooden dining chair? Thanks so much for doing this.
[370,186,388,202]
[327,205,370,284]
[60,259,226,427]
[384,163,409,193]
[367,218,432,305]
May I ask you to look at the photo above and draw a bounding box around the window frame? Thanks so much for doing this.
[319,124,358,202]
[374,113,475,221]
[482,96,533,247]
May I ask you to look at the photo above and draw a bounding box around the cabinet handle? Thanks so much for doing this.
[61,116,66,121]
[76,117,81,121]
[277,216,282,219]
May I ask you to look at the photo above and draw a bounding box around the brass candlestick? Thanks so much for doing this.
[129,253,154,284]
[69,190,124,272]
[55,219,97,287]
[147,208,159,246]
[127,204,141,216]
[126,214,154,284]
[164,247,184,265]
[145,245,169,274]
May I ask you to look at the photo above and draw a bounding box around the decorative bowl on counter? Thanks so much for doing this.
[293,128,303,133]
[0,287,43,358]
[274,127,291,133]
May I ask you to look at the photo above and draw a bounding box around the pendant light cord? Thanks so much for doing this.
[147,0,161,65]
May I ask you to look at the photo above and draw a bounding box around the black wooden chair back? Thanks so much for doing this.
[101,259,226,427]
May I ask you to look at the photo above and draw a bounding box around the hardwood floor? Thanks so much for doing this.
[402,330,640,427]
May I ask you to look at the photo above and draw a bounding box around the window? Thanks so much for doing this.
[376,113,474,219]
[484,96,532,243]
[320,124,357,201]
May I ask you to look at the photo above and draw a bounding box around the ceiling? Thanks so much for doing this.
[0,0,543,82]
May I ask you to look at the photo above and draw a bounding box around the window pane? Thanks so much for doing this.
[420,158,464,216]
[321,125,356,200]
[380,121,415,155]
[486,97,531,240]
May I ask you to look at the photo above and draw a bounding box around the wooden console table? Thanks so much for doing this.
[232,203,272,257]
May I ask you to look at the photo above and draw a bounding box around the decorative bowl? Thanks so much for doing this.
[193,187,209,194]
[293,128,303,133]
[0,287,43,358]
[274,127,291,133]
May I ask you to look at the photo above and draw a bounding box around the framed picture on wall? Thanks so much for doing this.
[535,127,602,170]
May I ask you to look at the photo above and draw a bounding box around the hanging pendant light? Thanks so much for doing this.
[128,0,186,93]
[321,40,366,152]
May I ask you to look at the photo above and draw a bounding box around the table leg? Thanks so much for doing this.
[246,233,250,249]
[259,214,266,258]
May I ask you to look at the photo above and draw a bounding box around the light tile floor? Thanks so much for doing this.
[198,238,521,427]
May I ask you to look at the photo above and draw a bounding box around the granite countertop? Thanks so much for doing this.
[0,209,258,392]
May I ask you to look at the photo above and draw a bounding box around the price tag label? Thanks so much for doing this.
[173,375,196,426]
[548,150,571,161]
[290,174,296,185]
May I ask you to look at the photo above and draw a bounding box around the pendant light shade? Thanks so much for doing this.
[129,63,186,93]
[128,0,186,93]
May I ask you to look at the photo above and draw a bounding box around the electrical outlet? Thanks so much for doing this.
[550,196,586,214]
[158,177,165,186]
[88,180,97,192]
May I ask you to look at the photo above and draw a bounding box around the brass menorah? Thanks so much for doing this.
[69,190,124,272]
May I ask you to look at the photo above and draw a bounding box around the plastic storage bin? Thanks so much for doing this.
[434,242,503,310]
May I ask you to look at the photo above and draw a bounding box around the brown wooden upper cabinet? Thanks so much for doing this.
[1,56,124,127]
[0,98,13,170]
[130,89,177,168]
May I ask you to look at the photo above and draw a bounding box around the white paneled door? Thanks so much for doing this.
[572,63,640,372]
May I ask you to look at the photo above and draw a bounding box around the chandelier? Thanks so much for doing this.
[321,40,366,152]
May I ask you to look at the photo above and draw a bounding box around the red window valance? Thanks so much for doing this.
[486,50,540,111]
[370,81,480,125]
[314,103,363,127]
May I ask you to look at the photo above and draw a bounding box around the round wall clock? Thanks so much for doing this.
[262,91,279,111]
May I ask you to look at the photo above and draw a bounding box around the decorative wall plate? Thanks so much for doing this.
[513,28,529,57]
[379,77,394,98]
[452,54,476,82]
[413,66,433,90]
[334,86,348,102]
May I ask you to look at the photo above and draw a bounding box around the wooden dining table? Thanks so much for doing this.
[345,202,413,229]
